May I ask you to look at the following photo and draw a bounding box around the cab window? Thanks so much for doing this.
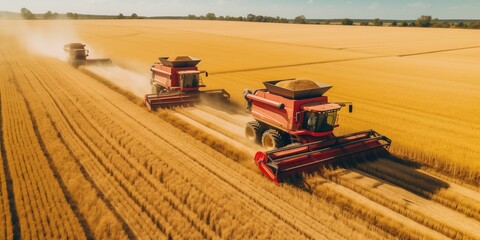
[182,74,199,88]
[303,111,337,132]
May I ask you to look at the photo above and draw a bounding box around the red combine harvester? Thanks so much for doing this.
[144,56,230,110]
[244,79,391,182]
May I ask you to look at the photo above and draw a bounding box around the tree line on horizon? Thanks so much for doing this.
[190,13,479,29]
[18,8,480,29]
[20,8,140,20]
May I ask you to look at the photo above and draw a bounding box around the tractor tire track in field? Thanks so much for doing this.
[0,67,20,240]
[210,55,389,75]
[210,45,480,75]
[397,45,480,57]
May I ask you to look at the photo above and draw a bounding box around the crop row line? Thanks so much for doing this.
[20,58,172,240]
[0,58,83,239]
[0,57,16,240]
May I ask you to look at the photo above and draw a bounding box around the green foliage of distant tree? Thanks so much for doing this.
[66,12,74,19]
[205,12,216,20]
[254,15,264,22]
[341,18,353,25]
[131,13,138,19]
[21,8,35,20]
[416,15,432,27]
[293,15,306,24]
[468,21,480,29]
[43,11,58,19]
[372,18,383,26]
[391,21,397,26]
[118,13,124,19]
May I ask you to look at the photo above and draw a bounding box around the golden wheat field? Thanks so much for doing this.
[1,19,480,239]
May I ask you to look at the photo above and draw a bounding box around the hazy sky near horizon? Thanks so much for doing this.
[1,0,479,19]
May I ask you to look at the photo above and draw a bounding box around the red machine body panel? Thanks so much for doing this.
[248,91,333,139]
[151,64,201,91]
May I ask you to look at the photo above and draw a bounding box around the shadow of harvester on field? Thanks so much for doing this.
[287,151,450,199]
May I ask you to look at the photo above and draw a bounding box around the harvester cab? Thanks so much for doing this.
[63,43,112,68]
[244,79,391,182]
[144,56,230,110]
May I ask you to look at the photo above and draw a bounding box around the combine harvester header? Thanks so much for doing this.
[144,56,230,109]
[244,79,391,182]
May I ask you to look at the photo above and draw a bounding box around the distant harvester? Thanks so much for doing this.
[63,43,112,67]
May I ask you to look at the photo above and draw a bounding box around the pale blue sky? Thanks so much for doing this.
[1,0,479,19]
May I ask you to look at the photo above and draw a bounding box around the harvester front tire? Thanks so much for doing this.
[245,121,266,143]
[262,129,286,151]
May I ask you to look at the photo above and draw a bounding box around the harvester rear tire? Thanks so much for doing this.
[245,121,266,143]
[262,129,286,151]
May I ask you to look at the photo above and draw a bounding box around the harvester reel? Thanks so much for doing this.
[245,121,266,143]
[261,129,286,150]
